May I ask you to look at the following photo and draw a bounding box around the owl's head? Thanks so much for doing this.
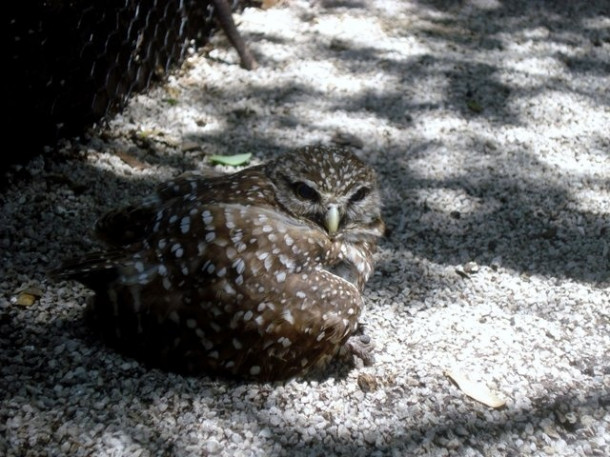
[267,146,384,240]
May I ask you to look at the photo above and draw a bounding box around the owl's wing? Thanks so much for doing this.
[93,174,209,247]
[95,167,267,247]
[94,204,157,247]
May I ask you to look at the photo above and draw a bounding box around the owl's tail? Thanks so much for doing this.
[47,250,124,290]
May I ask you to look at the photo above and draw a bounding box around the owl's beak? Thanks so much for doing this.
[325,205,340,235]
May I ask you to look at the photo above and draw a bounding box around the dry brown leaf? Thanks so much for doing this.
[261,0,284,9]
[357,373,379,393]
[13,287,43,307]
[445,369,506,408]
[116,150,149,170]
[15,292,36,306]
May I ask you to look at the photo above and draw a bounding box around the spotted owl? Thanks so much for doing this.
[53,145,385,380]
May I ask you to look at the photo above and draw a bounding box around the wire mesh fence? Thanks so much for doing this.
[7,0,249,166]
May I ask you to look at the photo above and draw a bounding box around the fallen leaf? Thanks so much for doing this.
[181,141,202,152]
[357,373,379,393]
[15,293,36,306]
[116,150,148,170]
[262,0,284,9]
[12,287,43,307]
[209,153,252,166]
[165,86,181,99]
[445,369,506,408]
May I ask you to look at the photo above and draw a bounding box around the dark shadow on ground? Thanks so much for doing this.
[1,308,608,456]
[2,1,609,454]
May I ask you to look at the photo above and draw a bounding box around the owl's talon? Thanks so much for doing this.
[345,332,375,366]
[358,333,371,345]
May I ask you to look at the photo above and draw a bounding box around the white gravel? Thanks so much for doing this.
[1,1,609,456]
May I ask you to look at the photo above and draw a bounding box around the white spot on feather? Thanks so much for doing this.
[180,216,191,234]
[232,258,245,274]
[171,243,184,258]
[202,210,213,225]
[282,309,295,325]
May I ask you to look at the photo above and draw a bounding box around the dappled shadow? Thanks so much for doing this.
[23,121,605,291]
[2,305,608,456]
[316,0,610,121]
[2,0,609,455]
[378,135,609,284]
[0,310,227,455]
[245,381,609,455]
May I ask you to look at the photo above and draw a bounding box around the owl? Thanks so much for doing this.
[53,145,385,380]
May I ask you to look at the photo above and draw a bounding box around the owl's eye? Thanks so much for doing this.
[349,186,369,203]
[293,182,320,202]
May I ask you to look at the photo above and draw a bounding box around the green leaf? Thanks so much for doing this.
[209,153,252,166]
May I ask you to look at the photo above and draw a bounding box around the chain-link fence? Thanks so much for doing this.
[7,0,250,168]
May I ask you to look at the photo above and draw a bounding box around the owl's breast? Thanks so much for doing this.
[323,239,375,290]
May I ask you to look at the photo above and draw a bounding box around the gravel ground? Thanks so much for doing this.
[1,1,609,456]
